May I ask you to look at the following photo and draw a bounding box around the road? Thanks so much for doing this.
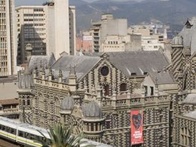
[0,138,20,147]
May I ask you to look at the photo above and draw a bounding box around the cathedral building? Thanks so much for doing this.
[17,50,178,146]
[17,17,196,147]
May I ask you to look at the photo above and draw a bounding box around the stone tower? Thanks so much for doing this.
[17,70,34,123]
[82,101,105,142]
[171,35,184,79]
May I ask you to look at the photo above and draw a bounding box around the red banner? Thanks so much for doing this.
[131,110,143,145]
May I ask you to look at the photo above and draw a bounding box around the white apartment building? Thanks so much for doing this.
[128,24,168,42]
[16,6,46,65]
[128,24,168,51]
[142,37,164,51]
[45,0,76,59]
[101,34,141,52]
[0,0,16,76]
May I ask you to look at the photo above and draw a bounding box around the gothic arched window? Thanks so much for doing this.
[180,128,191,146]
[120,83,127,92]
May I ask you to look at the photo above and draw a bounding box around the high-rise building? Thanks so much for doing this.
[0,0,16,76]
[45,0,76,59]
[69,6,76,55]
[16,0,76,64]
[91,14,128,52]
[16,6,46,65]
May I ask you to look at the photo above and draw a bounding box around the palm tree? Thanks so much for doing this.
[38,123,93,147]
[48,124,83,147]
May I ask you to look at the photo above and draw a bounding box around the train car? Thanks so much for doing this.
[0,116,19,142]
[0,117,112,147]
[16,124,50,147]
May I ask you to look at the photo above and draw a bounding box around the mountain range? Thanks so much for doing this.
[69,0,196,32]
[15,0,196,33]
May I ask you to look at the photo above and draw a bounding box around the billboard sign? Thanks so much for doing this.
[131,110,143,145]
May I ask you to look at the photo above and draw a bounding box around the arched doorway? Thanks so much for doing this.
[103,84,109,96]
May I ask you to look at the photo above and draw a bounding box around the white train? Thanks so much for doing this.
[0,116,112,147]
[0,116,50,146]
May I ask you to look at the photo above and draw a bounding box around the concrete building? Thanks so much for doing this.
[0,98,19,119]
[128,24,167,51]
[76,31,93,53]
[0,76,19,119]
[91,14,128,52]
[101,34,141,52]
[0,0,17,76]
[142,37,164,51]
[128,24,168,42]
[44,0,76,58]
[16,6,46,65]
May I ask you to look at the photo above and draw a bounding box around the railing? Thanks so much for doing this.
[101,95,170,108]
[35,79,69,90]
[102,100,112,107]
[0,108,20,115]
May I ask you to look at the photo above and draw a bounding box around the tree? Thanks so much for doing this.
[38,123,94,147]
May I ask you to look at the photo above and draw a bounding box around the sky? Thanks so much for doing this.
[15,0,47,6]
[15,0,138,6]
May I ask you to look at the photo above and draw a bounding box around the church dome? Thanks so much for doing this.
[61,96,75,110]
[183,47,191,56]
[82,101,103,118]
[172,35,183,45]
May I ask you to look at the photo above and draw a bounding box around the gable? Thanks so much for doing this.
[51,55,102,81]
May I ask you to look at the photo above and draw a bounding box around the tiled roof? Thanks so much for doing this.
[107,51,170,77]
[28,53,56,73]
[27,50,174,85]
[52,54,101,80]
[149,71,175,85]
[0,98,19,105]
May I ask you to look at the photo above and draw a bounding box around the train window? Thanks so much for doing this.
[10,128,15,134]
[19,131,23,137]
[25,133,31,139]
[30,134,35,140]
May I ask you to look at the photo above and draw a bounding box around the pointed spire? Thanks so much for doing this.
[58,69,63,83]
[59,69,63,78]
[49,67,52,76]
[155,77,159,96]
[40,60,43,69]
[48,67,53,81]
[69,65,76,78]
